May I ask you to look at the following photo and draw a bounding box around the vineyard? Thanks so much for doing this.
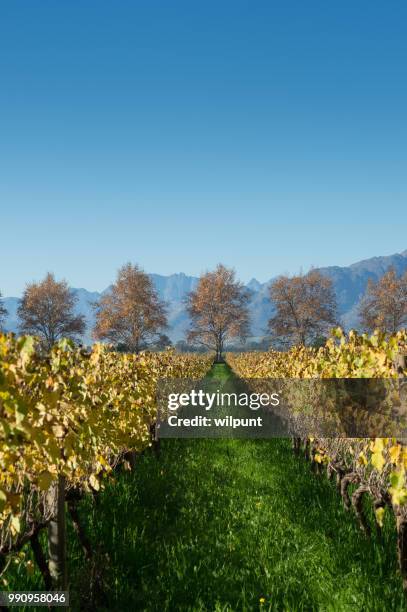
[1,330,407,609]
[0,333,212,594]
[227,329,407,589]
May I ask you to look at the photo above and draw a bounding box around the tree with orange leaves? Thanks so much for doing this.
[93,263,167,353]
[359,267,407,333]
[17,273,85,349]
[186,264,250,361]
[268,270,337,347]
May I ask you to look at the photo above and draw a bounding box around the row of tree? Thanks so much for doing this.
[270,267,407,345]
[0,264,406,354]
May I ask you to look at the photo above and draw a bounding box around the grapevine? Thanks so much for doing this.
[0,333,211,585]
[227,329,407,586]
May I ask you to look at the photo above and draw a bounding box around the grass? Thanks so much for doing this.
[6,363,407,611]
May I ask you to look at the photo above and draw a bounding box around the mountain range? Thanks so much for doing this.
[2,250,407,345]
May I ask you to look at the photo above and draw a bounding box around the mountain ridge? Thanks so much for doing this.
[2,250,406,344]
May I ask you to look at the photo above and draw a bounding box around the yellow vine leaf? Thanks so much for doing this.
[375,507,385,527]
[389,444,401,464]
[89,474,100,491]
[358,452,368,466]
[37,471,54,491]
[389,470,407,506]
[371,450,385,472]
[10,516,21,535]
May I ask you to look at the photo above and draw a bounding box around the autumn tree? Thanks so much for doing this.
[93,263,167,352]
[17,273,86,349]
[358,267,407,333]
[268,270,337,347]
[0,291,7,330]
[153,333,172,350]
[186,264,250,360]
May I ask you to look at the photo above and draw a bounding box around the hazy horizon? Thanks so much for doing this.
[1,246,406,297]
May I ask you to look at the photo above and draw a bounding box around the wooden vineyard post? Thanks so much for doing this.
[150,421,161,456]
[292,437,301,455]
[47,475,68,590]
[394,352,407,375]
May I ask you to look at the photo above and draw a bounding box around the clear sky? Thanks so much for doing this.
[1,1,406,295]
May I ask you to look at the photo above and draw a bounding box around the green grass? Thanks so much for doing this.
[6,364,407,611]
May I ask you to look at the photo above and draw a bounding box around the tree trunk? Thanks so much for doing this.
[340,472,360,510]
[31,531,52,590]
[351,484,371,535]
[67,500,92,561]
[292,437,301,455]
[47,476,68,590]
[215,337,224,362]
[215,342,220,362]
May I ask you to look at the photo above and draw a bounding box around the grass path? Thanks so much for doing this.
[8,364,407,610]
[72,364,406,611]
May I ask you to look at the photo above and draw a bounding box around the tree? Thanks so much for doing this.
[186,264,250,360]
[18,273,85,350]
[0,291,7,330]
[93,263,167,353]
[268,270,337,347]
[358,267,407,333]
[152,333,172,350]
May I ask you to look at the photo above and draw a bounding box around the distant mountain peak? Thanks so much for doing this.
[2,249,407,343]
[246,278,262,291]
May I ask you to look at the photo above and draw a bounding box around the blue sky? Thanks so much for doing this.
[1,1,406,295]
